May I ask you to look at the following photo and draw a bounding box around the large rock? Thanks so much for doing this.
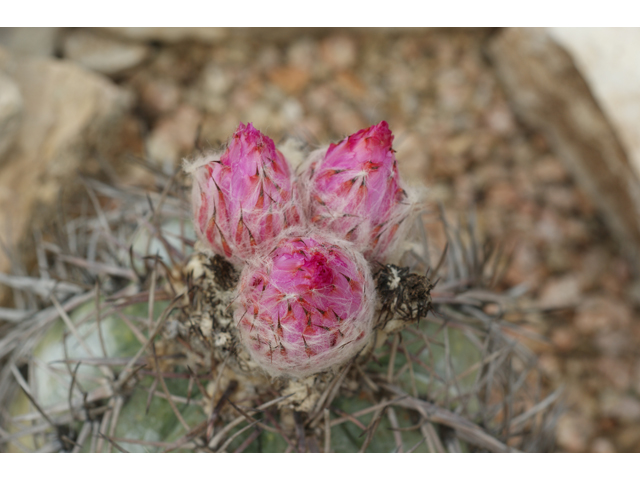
[0,72,22,160]
[0,46,131,275]
[488,28,640,273]
[548,28,640,182]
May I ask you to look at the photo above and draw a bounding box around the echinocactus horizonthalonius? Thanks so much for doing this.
[1,119,561,454]
[299,121,414,263]
[188,122,302,265]
[234,229,376,378]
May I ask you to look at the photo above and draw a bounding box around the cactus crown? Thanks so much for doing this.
[300,120,412,262]
[190,122,301,265]
[188,121,416,377]
[235,230,376,377]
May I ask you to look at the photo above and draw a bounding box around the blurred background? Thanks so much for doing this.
[1,27,639,452]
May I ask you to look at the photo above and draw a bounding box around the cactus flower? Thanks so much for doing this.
[234,229,376,377]
[299,121,412,262]
[189,123,301,265]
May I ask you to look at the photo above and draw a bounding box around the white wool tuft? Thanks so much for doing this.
[182,151,222,175]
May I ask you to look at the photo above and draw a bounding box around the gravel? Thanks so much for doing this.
[2,27,639,452]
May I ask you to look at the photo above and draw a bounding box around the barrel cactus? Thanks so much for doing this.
[0,123,561,453]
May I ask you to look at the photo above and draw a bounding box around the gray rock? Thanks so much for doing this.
[62,30,149,75]
[0,73,22,160]
[601,392,640,423]
[548,28,640,184]
[0,28,60,56]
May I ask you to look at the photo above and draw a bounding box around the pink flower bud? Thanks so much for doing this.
[300,121,412,262]
[234,229,376,377]
[190,123,302,264]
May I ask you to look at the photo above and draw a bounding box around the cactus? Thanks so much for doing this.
[188,122,301,265]
[234,229,376,377]
[299,121,413,262]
